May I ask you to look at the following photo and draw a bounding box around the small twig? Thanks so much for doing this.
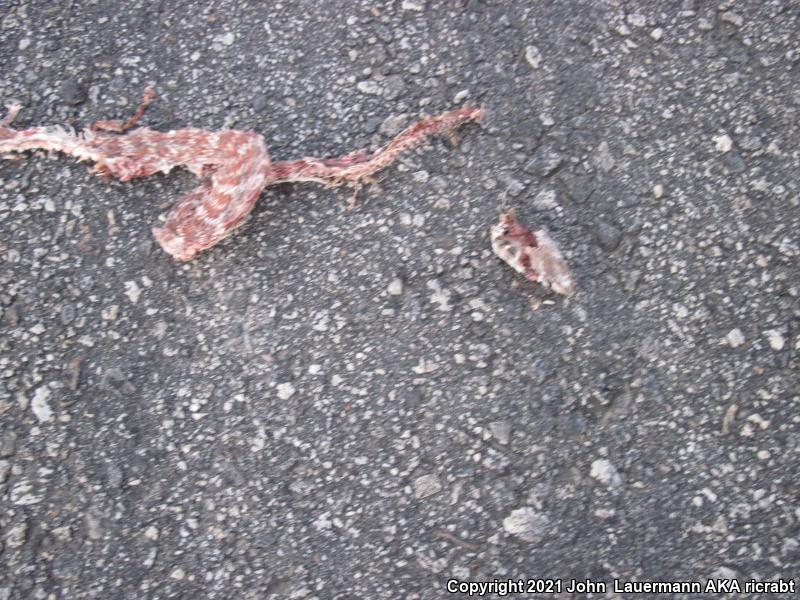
[435,530,480,551]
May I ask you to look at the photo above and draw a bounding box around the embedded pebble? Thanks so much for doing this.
[488,421,511,445]
[31,387,53,423]
[0,432,16,457]
[563,174,594,202]
[627,13,646,28]
[216,32,235,46]
[124,281,141,304]
[357,80,382,95]
[698,18,714,31]
[714,134,733,153]
[252,93,269,112]
[11,481,42,505]
[726,328,745,348]
[525,45,542,69]
[60,303,76,325]
[503,507,549,542]
[499,173,525,196]
[722,153,746,173]
[5,523,27,548]
[382,76,405,101]
[401,0,423,10]
[101,305,119,321]
[525,149,563,177]
[453,89,470,103]
[106,463,124,488]
[739,135,763,151]
[86,512,104,540]
[720,11,743,27]
[276,382,296,400]
[427,279,452,312]
[61,79,87,105]
[413,474,442,499]
[595,219,622,251]
[590,458,622,488]
[722,404,738,434]
[387,278,404,296]
[764,329,785,351]
[594,141,615,172]
[411,358,439,375]
[379,114,408,137]
[412,170,429,184]
[531,188,559,210]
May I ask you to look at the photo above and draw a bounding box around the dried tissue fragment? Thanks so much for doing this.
[490,209,575,296]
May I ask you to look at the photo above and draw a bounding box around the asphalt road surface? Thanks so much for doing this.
[0,1,798,598]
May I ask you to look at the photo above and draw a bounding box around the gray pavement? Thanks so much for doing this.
[0,1,798,598]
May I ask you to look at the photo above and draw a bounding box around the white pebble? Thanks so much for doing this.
[31,387,53,423]
[590,458,622,488]
[453,89,470,103]
[502,507,549,542]
[401,0,424,10]
[413,474,442,498]
[387,278,404,296]
[627,13,646,27]
[726,328,745,348]
[411,358,439,375]
[412,170,429,184]
[720,11,743,27]
[714,134,733,153]
[764,329,785,350]
[356,80,381,95]
[532,188,558,210]
[698,18,714,31]
[276,382,296,400]
[124,280,141,304]
[525,45,542,69]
